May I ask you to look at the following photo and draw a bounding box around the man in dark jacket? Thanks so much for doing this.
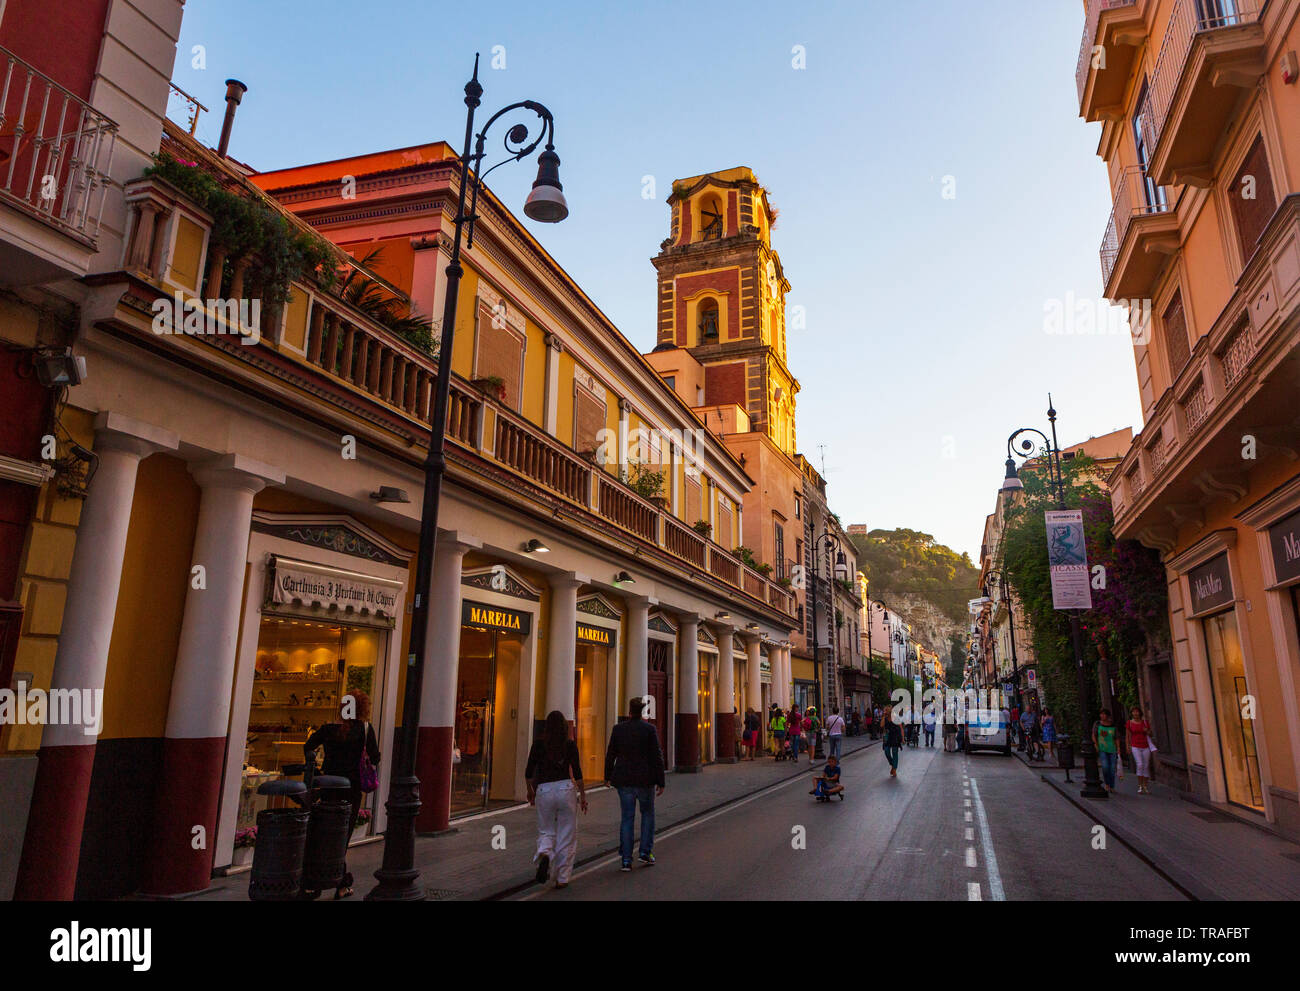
[605,697,666,871]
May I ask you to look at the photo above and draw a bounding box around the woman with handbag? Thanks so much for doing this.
[1127,705,1157,794]
[304,688,381,899]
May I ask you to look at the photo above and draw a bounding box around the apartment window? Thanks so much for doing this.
[573,377,606,456]
[474,303,525,411]
[1230,135,1277,265]
[1198,0,1243,29]
[794,494,802,519]
[1133,82,1166,212]
[1162,291,1190,379]
[662,375,676,391]
[774,520,785,580]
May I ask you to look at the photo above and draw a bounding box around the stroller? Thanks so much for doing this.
[774,733,793,761]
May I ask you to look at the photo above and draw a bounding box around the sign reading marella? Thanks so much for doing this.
[1044,509,1092,610]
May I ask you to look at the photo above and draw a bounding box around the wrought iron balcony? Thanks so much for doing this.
[1100,164,1177,298]
[1076,0,1144,119]
[0,45,117,245]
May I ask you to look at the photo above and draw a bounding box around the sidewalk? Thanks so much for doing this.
[196,734,878,902]
[1013,745,1300,900]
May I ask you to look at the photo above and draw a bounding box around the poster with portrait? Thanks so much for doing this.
[1044,509,1092,610]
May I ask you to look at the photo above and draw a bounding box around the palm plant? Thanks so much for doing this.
[337,247,439,355]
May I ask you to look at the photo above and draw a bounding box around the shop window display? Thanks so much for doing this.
[240,615,385,833]
[1202,611,1264,810]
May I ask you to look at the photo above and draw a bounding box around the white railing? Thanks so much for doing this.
[1077,0,1140,104]
[1149,0,1261,150]
[0,45,118,243]
[1101,165,1173,288]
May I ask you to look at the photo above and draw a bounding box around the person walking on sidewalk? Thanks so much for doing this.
[873,704,883,740]
[805,707,820,763]
[526,709,587,888]
[1040,708,1057,762]
[787,706,803,763]
[743,709,760,760]
[1127,705,1156,794]
[302,690,380,900]
[825,707,846,760]
[922,705,936,748]
[770,705,786,758]
[605,697,666,871]
[1093,708,1120,792]
[882,705,903,778]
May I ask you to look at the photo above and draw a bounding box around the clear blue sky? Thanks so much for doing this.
[171,0,1140,563]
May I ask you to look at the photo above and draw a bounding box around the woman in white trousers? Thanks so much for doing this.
[526,710,588,887]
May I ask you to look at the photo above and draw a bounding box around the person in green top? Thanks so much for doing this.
[769,706,787,759]
[1093,708,1119,792]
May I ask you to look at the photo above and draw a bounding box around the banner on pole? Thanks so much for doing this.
[1045,509,1092,610]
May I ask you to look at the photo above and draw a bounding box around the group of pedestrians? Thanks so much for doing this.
[1093,705,1158,794]
[526,697,665,889]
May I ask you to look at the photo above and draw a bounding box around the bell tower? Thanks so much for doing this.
[650,167,799,456]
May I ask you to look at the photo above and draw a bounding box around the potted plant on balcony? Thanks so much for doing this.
[691,520,712,538]
[621,460,665,504]
[756,563,773,577]
[352,808,372,843]
[232,826,256,867]
[734,546,758,569]
[471,375,507,403]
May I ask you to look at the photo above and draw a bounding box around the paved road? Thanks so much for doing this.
[516,739,1185,901]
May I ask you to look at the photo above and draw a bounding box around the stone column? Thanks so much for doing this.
[746,635,763,748]
[675,613,700,772]
[143,454,284,896]
[415,534,477,833]
[546,574,584,720]
[715,624,736,763]
[15,413,178,901]
[625,595,650,712]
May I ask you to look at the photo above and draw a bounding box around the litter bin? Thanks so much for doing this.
[249,778,309,901]
[1057,736,1075,770]
[301,774,353,896]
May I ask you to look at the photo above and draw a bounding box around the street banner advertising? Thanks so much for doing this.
[1045,509,1092,610]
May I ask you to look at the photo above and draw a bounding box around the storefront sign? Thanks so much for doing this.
[461,600,531,636]
[1188,553,1234,616]
[270,556,401,616]
[1268,508,1300,585]
[1045,510,1092,610]
[576,623,613,646]
[760,653,771,683]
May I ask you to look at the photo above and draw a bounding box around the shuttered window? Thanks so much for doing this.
[474,303,524,411]
[1162,291,1190,379]
[1230,135,1277,265]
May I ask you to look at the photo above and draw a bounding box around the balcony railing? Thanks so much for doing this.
[1181,377,1212,434]
[1219,319,1254,389]
[0,45,117,243]
[1101,165,1173,289]
[120,162,798,623]
[1148,0,1262,152]
[1076,0,1140,104]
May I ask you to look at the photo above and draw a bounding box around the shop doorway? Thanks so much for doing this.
[244,615,386,834]
[1202,610,1264,810]
[699,652,715,764]
[575,639,612,786]
[452,626,523,816]
[648,639,671,759]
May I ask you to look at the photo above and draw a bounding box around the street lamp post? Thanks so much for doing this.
[368,56,568,901]
[807,525,847,756]
[866,598,888,710]
[1000,397,1107,800]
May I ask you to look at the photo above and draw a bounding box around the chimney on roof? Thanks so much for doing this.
[217,79,247,158]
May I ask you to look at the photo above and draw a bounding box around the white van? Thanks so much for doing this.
[964,708,1012,756]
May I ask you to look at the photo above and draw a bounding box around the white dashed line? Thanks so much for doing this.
[965,827,974,841]
[968,778,1005,901]
[968,882,982,900]
[964,811,972,822]
[965,846,977,868]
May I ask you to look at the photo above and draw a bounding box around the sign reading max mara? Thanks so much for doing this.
[1188,553,1234,616]
[271,556,402,615]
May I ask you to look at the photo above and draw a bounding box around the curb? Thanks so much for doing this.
[1034,770,1215,902]
[481,738,881,901]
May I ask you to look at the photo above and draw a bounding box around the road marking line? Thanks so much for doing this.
[968,778,1005,902]
[968,882,981,900]
[965,827,974,841]
[965,846,977,868]
[963,799,971,807]
[964,811,972,822]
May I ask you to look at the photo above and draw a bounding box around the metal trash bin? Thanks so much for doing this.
[249,778,309,901]
[1058,737,1075,770]
[301,774,353,895]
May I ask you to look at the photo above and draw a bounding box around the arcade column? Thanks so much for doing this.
[143,454,284,896]
[714,623,736,763]
[675,613,700,772]
[16,413,179,901]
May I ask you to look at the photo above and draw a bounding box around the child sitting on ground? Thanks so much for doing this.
[810,754,844,801]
